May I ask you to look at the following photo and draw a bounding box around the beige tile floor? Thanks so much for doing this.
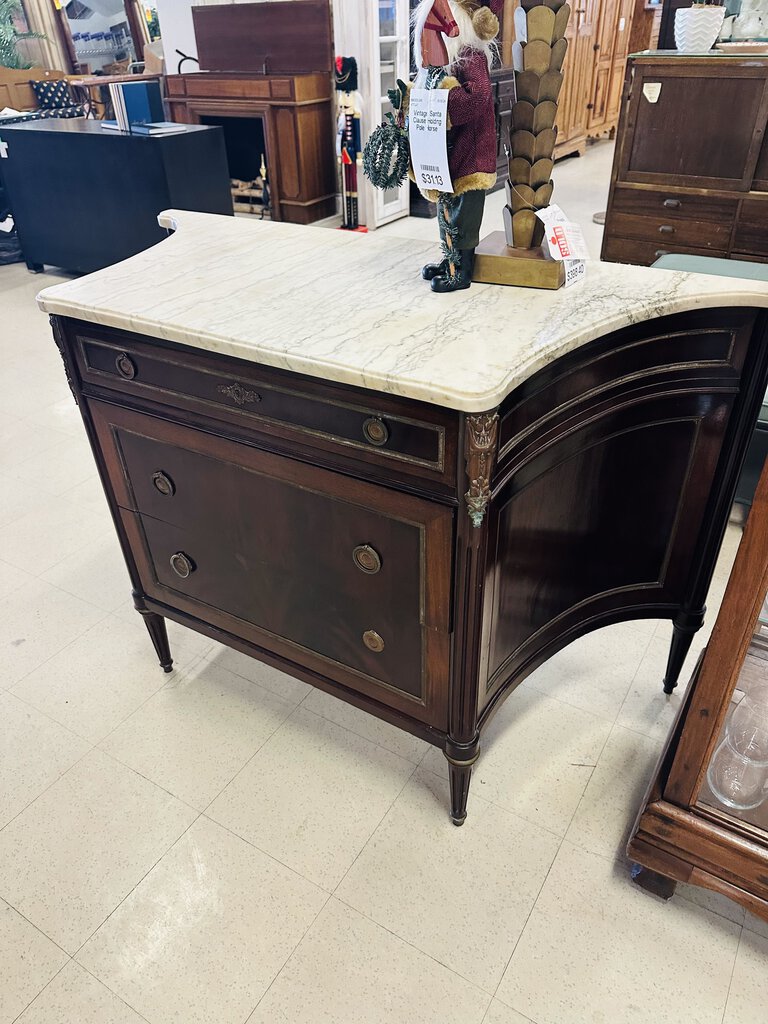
[1,140,767,1023]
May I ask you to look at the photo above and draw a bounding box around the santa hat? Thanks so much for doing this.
[454,0,500,42]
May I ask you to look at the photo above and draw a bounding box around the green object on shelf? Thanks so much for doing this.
[652,253,768,282]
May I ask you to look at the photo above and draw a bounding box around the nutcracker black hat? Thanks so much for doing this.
[334,57,359,92]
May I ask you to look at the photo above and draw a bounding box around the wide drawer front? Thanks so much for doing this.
[72,328,452,485]
[734,200,768,257]
[602,234,728,267]
[610,187,739,224]
[90,401,452,727]
[608,212,732,250]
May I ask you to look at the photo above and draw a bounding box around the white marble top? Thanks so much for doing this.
[37,209,768,413]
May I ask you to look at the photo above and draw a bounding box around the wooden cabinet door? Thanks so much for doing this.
[588,0,619,132]
[589,0,634,133]
[607,0,634,126]
[557,0,597,156]
[618,63,768,190]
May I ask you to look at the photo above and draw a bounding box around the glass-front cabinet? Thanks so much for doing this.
[699,590,768,829]
[332,0,411,228]
[630,458,768,921]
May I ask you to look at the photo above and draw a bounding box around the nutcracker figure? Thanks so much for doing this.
[335,57,364,231]
[409,0,504,292]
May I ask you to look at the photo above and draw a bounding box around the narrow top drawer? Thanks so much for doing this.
[69,326,456,490]
[611,187,739,225]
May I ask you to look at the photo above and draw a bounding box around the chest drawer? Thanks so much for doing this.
[610,187,739,225]
[70,326,455,490]
[608,212,732,250]
[602,234,729,267]
[734,200,768,257]
[90,400,452,727]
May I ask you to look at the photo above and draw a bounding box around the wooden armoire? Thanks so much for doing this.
[499,0,635,160]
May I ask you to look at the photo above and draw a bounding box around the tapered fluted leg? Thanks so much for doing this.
[447,759,473,826]
[133,591,173,673]
[662,607,705,694]
[446,737,480,826]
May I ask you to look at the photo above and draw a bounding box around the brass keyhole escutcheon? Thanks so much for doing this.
[115,352,137,379]
[170,551,195,579]
[362,630,385,653]
[152,471,175,497]
[353,544,382,574]
[362,416,389,447]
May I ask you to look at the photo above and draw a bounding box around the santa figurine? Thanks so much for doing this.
[409,0,504,293]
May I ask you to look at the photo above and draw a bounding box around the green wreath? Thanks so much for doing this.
[363,79,410,192]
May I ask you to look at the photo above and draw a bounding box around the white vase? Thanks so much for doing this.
[675,5,726,52]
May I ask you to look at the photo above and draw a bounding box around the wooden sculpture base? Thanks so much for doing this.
[473,231,565,290]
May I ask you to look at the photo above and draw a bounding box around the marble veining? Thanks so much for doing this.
[37,210,768,412]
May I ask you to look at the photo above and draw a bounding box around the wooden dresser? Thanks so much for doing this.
[602,53,768,267]
[38,211,768,825]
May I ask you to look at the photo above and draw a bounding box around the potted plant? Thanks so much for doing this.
[0,0,43,70]
[675,0,727,53]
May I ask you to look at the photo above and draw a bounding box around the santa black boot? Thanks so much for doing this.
[431,249,475,293]
[422,258,449,281]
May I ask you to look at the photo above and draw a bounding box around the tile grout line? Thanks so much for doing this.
[72,811,203,964]
[197,700,307,820]
[75,961,156,1024]
[331,889,497,1002]
[719,923,743,1024]
[242,889,334,1024]
[0,742,95,838]
[9,956,73,1024]
[487,833,565,1012]
[330,759,420,897]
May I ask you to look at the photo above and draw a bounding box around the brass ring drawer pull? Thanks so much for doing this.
[362,416,389,447]
[115,352,137,379]
[170,552,195,579]
[353,544,382,574]
[152,471,175,497]
[362,630,385,653]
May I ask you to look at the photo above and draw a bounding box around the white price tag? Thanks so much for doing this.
[0,138,8,159]
[408,88,453,194]
[643,82,662,104]
[563,260,586,288]
[536,204,590,263]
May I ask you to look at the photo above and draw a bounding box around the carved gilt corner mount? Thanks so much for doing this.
[464,412,499,528]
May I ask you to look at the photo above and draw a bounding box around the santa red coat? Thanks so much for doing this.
[406,0,504,201]
[444,45,498,197]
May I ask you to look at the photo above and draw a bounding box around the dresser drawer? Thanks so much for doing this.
[610,187,738,224]
[71,327,454,488]
[608,212,732,250]
[602,234,729,267]
[734,199,768,257]
[90,400,452,727]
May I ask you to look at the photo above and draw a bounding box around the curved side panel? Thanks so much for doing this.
[479,307,767,725]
